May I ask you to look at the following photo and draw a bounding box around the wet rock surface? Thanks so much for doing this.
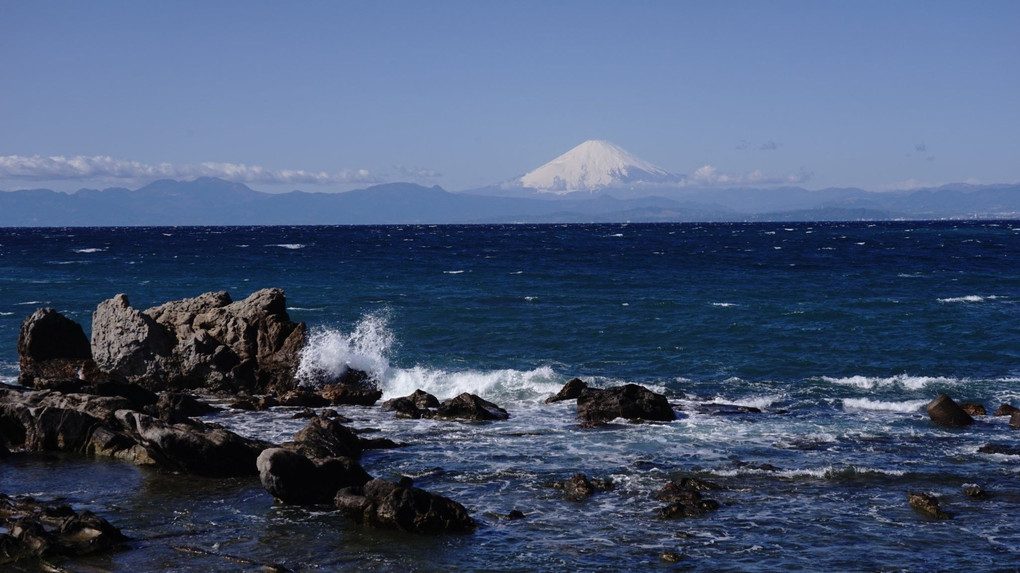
[926,394,974,428]
[576,384,675,426]
[334,478,476,534]
[0,493,128,564]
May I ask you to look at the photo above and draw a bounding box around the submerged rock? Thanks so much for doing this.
[545,378,588,404]
[655,479,721,519]
[334,478,476,534]
[926,394,974,428]
[553,473,613,501]
[908,492,950,520]
[959,403,986,416]
[0,494,128,564]
[576,384,675,426]
[436,393,509,421]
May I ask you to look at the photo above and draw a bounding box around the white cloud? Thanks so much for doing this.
[687,164,810,186]
[392,164,442,180]
[0,155,378,186]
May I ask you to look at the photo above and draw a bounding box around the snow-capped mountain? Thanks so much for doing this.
[512,140,682,194]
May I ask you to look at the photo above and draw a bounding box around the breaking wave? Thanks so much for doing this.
[820,374,959,391]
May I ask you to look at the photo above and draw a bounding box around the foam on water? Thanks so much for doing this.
[821,374,959,390]
[295,312,394,386]
[938,295,998,303]
[72,247,106,253]
[841,398,927,413]
[267,243,306,249]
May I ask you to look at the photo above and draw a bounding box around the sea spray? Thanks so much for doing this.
[295,312,394,387]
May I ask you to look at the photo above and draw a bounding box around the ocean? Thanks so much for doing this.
[1,221,1019,571]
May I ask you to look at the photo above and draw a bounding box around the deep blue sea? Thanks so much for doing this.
[2,222,1020,571]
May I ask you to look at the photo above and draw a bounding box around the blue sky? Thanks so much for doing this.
[1,1,1018,193]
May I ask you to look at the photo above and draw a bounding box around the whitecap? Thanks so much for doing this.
[384,365,562,403]
[821,374,959,390]
[296,312,394,387]
[524,296,538,302]
[0,312,13,316]
[711,302,737,307]
[938,295,995,303]
[443,270,465,274]
[268,243,306,250]
[841,398,927,413]
[73,247,106,253]
[15,301,45,306]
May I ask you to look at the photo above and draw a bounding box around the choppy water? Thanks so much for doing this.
[2,222,1020,571]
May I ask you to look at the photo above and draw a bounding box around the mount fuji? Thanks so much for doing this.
[507,140,683,195]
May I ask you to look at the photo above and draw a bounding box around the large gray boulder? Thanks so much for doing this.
[91,289,306,394]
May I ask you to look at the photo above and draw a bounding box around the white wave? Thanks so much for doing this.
[711,302,737,307]
[296,312,394,387]
[524,296,538,302]
[703,395,782,410]
[443,270,465,274]
[841,398,927,413]
[73,247,106,253]
[938,295,998,303]
[0,312,13,316]
[267,243,305,250]
[15,301,45,306]
[821,374,959,390]
[384,365,562,402]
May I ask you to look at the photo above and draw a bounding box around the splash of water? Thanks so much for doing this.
[295,312,394,387]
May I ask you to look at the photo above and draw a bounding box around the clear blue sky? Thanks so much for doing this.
[1,1,1018,193]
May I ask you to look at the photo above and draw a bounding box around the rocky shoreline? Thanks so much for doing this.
[3,288,1019,567]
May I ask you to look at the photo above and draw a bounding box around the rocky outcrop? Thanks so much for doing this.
[545,378,588,404]
[926,394,974,428]
[334,478,476,534]
[435,393,509,421]
[576,384,675,426]
[994,404,1019,417]
[290,415,362,460]
[553,473,613,501]
[908,492,949,519]
[17,308,98,387]
[91,289,306,394]
[960,403,986,416]
[0,494,128,564]
[381,389,440,419]
[655,479,721,519]
[257,447,370,505]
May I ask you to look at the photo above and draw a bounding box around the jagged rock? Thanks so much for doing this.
[278,389,330,408]
[553,473,613,501]
[926,394,974,428]
[0,388,133,453]
[692,403,762,415]
[381,389,440,419]
[91,289,306,394]
[17,308,97,387]
[960,403,986,416]
[545,378,588,403]
[576,384,675,426]
[257,447,370,505]
[115,410,269,477]
[148,392,220,423]
[291,415,362,460]
[334,478,475,534]
[978,443,1020,456]
[908,492,949,519]
[435,393,509,421]
[319,381,383,406]
[994,404,1019,417]
[0,494,128,564]
[655,479,721,519]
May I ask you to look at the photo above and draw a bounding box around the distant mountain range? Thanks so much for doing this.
[1,140,1018,226]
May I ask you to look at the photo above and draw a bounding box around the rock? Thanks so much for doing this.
[545,378,588,403]
[1011,412,1020,429]
[148,392,219,423]
[576,384,675,426]
[256,448,370,505]
[908,492,949,519]
[381,389,440,419]
[319,381,383,406]
[436,393,509,421]
[278,389,330,408]
[291,408,318,419]
[925,394,974,428]
[506,509,526,520]
[0,494,127,564]
[692,403,762,415]
[291,415,362,460]
[17,308,97,387]
[115,410,269,477]
[655,479,721,519]
[86,380,158,408]
[334,478,476,534]
[962,484,987,499]
[553,473,612,501]
[959,403,986,416]
[91,289,306,394]
[994,404,1019,417]
[978,443,1020,456]
[660,551,684,563]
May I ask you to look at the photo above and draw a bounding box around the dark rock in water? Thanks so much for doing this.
[553,473,613,501]
[231,395,279,411]
[291,408,318,419]
[655,478,721,519]
[576,384,675,426]
[257,447,370,505]
[291,415,362,460]
[962,484,987,499]
[88,380,159,407]
[91,289,306,394]
[115,410,269,477]
[436,393,509,421]
[334,477,476,534]
[908,492,950,519]
[382,389,441,419]
[545,378,588,403]
[1010,412,1020,429]
[959,402,986,416]
[994,404,1019,417]
[926,394,974,428]
[278,389,330,408]
[149,392,219,423]
[319,381,383,406]
[17,308,97,387]
[692,403,762,415]
[506,509,526,520]
[978,443,1020,456]
[0,493,128,563]
[659,551,684,563]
